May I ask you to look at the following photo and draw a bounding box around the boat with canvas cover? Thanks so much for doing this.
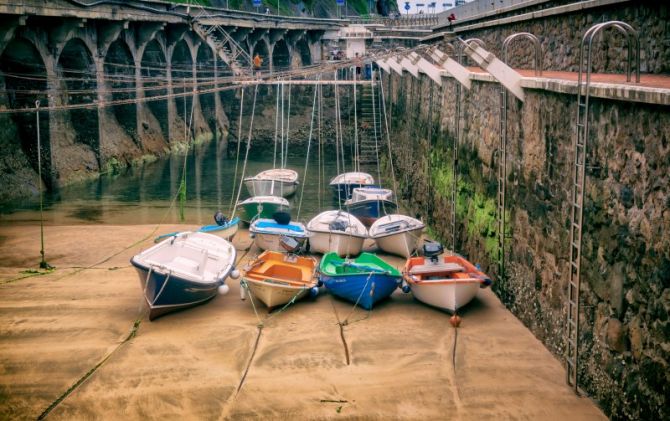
[131,232,239,320]
[244,168,299,197]
[236,195,290,223]
[369,214,425,258]
[306,210,367,257]
[240,251,318,308]
[344,187,398,226]
[329,172,375,201]
[249,214,308,253]
[319,252,402,310]
[402,243,492,313]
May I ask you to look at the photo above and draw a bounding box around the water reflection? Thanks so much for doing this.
[0,140,381,226]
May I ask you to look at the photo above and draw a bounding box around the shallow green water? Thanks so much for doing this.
[0,141,384,226]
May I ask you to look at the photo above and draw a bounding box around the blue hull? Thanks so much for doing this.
[132,265,219,320]
[347,200,398,226]
[320,273,400,310]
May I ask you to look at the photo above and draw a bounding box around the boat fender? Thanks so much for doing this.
[401,280,411,293]
[218,284,230,295]
[240,282,246,300]
[309,286,319,298]
[230,269,241,279]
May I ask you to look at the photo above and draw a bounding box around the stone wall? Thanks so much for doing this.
[386,71,669,420]
[453,1,670,74]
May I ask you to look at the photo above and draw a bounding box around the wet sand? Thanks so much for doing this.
[0,224,606,420]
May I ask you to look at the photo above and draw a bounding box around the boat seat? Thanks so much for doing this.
[171,256,200,272]
[409,262,464,275]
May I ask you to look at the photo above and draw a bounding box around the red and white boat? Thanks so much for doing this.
[403,243,492,313]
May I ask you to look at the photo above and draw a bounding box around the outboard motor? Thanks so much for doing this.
[279,235,301,253]
[423,241,444,264]
[214,210,228,226]
[272,211,292,225]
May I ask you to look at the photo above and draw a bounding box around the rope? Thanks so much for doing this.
[272,81,280,168]
[227,87,245,215]
[296,78,319,221]
[35,100,51,270]
[379,70,398,197]
[230,84,259,219]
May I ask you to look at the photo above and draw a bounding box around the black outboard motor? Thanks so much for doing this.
[272,211,292,225]
[214,210,228,226]
[423,241,444,264]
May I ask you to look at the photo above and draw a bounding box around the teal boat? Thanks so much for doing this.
[154,216,240,243]
[318,252,402,310]
[236,195,290,223]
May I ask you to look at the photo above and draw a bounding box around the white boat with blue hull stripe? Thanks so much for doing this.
[131,232,239,320]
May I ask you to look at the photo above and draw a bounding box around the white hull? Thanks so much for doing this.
[244,179,298,197]
[308,231,365,257]
[244,278,309,308]
[374,228,423,258]
[253,232,304,252]
[409,281,481,313]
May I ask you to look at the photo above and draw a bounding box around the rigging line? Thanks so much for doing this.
[272,80,280,169]
[284,80,292,169]
[228,87,245,215]
[352,68,360,173]
[319,82,325,210]
[371,72,382,187]
[280,81,285,170]
[296,79,319,221]
[336,75,346,175]
[317,82,322,211]
[230,84,259,219]
[333,71,340,177]
[379,67,398,197]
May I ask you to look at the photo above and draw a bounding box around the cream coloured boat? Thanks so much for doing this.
[369,214,424,258]
[306,210,367,257]
[244,168,299,197]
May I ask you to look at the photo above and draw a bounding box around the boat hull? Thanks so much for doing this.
[243,278,310,308]
[408,281,481,313]
[238,202,288,223]
[321,273,400,310]
[253,232,306,252]
[132,266,219,320]
[347,200,398,226]
[330,183,369,201]
[308,231,365,257]
[244,179,298,198]
[374,228,423,258]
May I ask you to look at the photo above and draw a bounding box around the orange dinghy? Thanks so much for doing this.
[403,243,492,313]
[240,251,318,309]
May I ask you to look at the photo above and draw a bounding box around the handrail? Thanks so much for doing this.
[502,32,543,76]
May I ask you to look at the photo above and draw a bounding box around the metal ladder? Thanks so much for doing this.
[568,20,639,392]
[497,33,543,282]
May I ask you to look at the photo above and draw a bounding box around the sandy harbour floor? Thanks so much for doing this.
[0,224,606,420]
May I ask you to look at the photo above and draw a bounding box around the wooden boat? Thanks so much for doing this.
[240,251,318,308]
[344,187,398,226]
[402,243,492,313]
[236,195,290,223]
[154,217,240,243]
[369,214,424,258]
[329,172,375,201]
[319,252,402,310]
[249,217,308,253]
[131,232,240,320]
[244,168,299,198]
[306,210,367,257]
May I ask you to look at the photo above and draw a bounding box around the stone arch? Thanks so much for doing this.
[295,37,312,67]
[171,39,194,128]
[141,38,168,140]
[104,38,136,141]
[196,43,216,137]
[0,37,51,186]
[57,37,99,155]
[272,39,290,72]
